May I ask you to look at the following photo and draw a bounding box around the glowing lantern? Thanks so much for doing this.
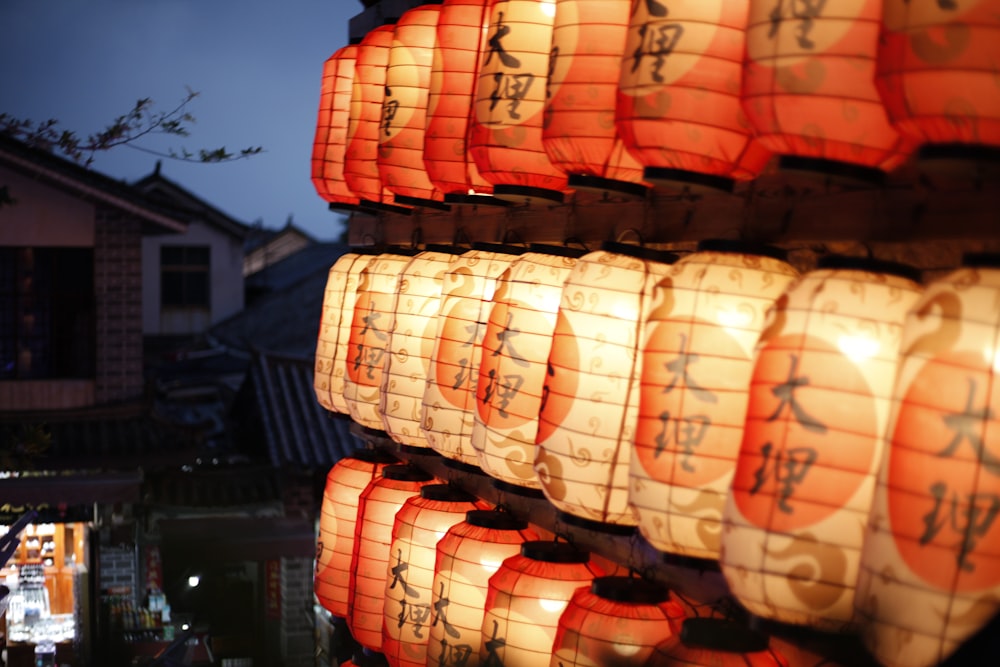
[631,241,798,560]
[855,256,1000,667]
[378,5,448,208]
[315,449,398,618]
[380,247,463,447]
[425,0,499,202]
[469,0,570,205]
[426,510,539,667]
[315,251,378,414]
[345,24,412,211]
[344,250,419,430]
[534,244,676,525]
[311,44,361,210]
[472,246,583,487]
[618,0,770,191]
[480,541,605,667]
[877,1,1000,153]
[742,0,913,179]
[422,245,524,467]
[720,256,923,630]
[646,618,788,667]
[382,484,489,667]
[551,576,686,666]
[543,0,647,198]
[348,464,436,651]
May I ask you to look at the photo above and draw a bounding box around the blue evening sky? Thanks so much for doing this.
[0,0,360,240]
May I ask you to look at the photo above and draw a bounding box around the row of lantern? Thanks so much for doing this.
[312,0,1000,211]
[314,241,1000,666]
[314,454,789,667]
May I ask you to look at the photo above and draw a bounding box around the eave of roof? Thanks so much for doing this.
[132,169,249,239]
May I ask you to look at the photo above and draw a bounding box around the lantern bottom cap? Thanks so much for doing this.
[643,167,735,195]
[916,143,1000,182]
[491,478,546,499]
[557,510,637,536]
[441,457,485,475]
[567,174,649,201]
[358,198,413,215]
[492,184,566,206]
[392,194,451,211]
[776,155,886,189]
[327,201,363,213]
[443,193,512,207]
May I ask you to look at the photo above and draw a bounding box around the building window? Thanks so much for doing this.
[0,247,96,380]
[161,245,210,308]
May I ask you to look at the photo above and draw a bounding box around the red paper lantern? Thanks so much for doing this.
[344,250,418,430]
[551,576,686,666]
[720,256,923,630]
[543,0,647,198]
[380,247,463,447]
[345,24,412,212]
[424,0,499,201]
[422,244,524,467]
[315,450,398,618]
[742,0,913,180]
[877,1,1000,152]
[480,541,605,667]
[534,244,676,525]
[855,255,1000,667]
[378,5,448,208]
[348,464,436,651]
[426,510,539,667]
[469,0,570,205]
[382,484,489,667]
[472,246,584,488]
[311,44,362,210]
[617,0,771,191]
[315,251,379,415]
[645,618,788,667]
[631,241,798,560]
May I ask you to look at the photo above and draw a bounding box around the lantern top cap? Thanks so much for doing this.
[464,509,528,531]
[347,448,399,465]
[694,239,788,263]
[591,576,670,605]
[816,255,921,283]
[679,618,770,654]
[961,252,1000,269]
[381,464,434,482]
[528,243,588,259]
[347,246,384,256]
[420,244,467,256]
[419,484,478,503]
[519,540,591,564]
[470,242,528,256]
[599,241,678,264]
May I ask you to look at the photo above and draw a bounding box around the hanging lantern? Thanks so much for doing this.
[315,449,399,618]
[426,510,539,667]
[378,4,449,209]
[348,464,437,652]
[720,256,923,630]
[315,251,379,414]
[855,255,1000,667]
[543,0,647,199]
[876,1,1000,158]
[631,241,798,560]
[344,250,419,430]
[345,24,412,213]
[311,44,362,211]
[480,541,605,667]
[380,247,463,448]
[469,0,570,205]
[534,243,677,526]
[742,0,913,182]
[382,484,489,667]
[617,0,771,192]
[646,617,788,667]
[422,244,524,467]
[426,0,511,205]
[551,576,686,666]
[471,246,583,488]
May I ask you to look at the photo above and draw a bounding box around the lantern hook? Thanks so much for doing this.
[615,228,645,246]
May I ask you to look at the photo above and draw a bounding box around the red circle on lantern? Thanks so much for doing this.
[888,350,1000,592]
[433,300,482,409]
[731,334,878,532]
[535,312,580,447]
[346,283,392,389]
